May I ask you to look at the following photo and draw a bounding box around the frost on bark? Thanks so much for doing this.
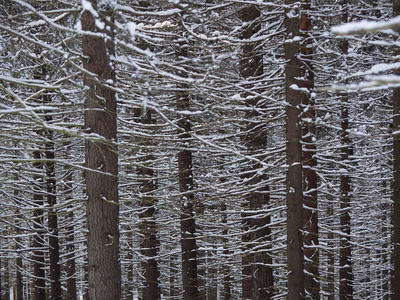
[238,5,273,299]
[81,1,121,299]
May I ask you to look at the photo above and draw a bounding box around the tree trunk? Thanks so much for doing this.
[393,2,400,300]
[177,88,199,299]
[81,1,121,299]
[45,120,61,300]
[135,108,160,300]
[299,1,319,298]
[32,149,46,300]
[64,166,77,300]
[285,0,305,298]
[239,5,273,299]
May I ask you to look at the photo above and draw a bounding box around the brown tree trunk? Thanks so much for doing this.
[175,16,199,298]
[45,127,61,300]
[177,88,199,299]
[285,0,305,298]
[336,3,354,299]
[81,1,121,299]
[135,108,160,300]
[32,149,46,300]
[299,1,319,298]
[239,5,273,299]
[64,166,77,300]
[221,202,231,300]
[15,219,24,300]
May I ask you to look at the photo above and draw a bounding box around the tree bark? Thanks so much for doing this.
[135,108,160,300]
[299,1,319,298]
[64,166,77,300]
[177,87,199,299]
[81,1,121,299]
[32,149,46,300]
[45,114,61,300]
[239,5,273,299]
[285,0,305,298]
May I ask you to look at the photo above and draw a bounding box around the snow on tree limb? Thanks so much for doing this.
[332,16,400,35]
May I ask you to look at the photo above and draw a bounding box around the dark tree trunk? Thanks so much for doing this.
[239,5,273,299]
[177,88,199,299]
[336,3,354,299]
[32,149,46,300]
[16,228,24,300]
[81,1,121,299]
[64,166,77,300]
[175,18,199,298]
[299,1,319,298]
[285,0,305,298]
[135,108,160,300]
[221,202,232,300]
[45,126,61,300]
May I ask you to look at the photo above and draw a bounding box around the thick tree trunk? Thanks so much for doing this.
[285,0,305,298]
[239,5,273,299]
[81,1,121,299]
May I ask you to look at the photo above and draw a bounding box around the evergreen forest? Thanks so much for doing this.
[1,0,400,299]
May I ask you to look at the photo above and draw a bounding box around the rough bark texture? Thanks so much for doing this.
[299,1,319,298]
[81,1,121,299]
[393,2,400,300]
[285,0,305,298]
[135,108,160,300]
[239,5,273,299]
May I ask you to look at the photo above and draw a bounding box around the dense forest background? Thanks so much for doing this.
[0,0,399,299]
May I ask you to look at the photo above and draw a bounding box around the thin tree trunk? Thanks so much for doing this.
[135,108,160,300]
[299,0,319,297]
[177,88,199,299]
[393,2,400,300]
[239,5,273,299]
[32,149,46,300]
[64,166,77,300]
[336,2,354,299]
[15,216,24,300]
[285,0,305,297]
[221,202,231,300]
[175,19,199,298]
[81,1,121,299]
[45,124,61,300]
